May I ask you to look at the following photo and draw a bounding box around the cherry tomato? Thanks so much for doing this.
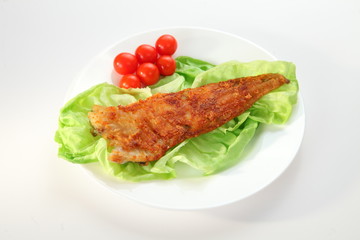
[119,74,142,89]
[156,55,176,76]
[135,44,158,63]
[136,63,160,86]
[113,52,138,75]
[155,34,177,55]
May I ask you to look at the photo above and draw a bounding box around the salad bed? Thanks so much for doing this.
[55,56,298,182]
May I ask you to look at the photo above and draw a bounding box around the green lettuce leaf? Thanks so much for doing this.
[192,60,298,124]
[174,56,215,88]
[55,56,298,181]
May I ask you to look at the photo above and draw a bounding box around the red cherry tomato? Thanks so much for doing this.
[156,55,176,76]
[113,53,138,75]
[155,34,177,55]
[136,63,160,86]
[135,44,158,63]
[119,74,142,89]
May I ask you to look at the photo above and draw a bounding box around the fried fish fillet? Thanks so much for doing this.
[88,73,289,164]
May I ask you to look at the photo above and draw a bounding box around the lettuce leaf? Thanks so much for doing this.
[55,56,298,181]
[192,60,298,124]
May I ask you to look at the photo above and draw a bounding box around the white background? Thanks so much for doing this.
[1,0,359,239]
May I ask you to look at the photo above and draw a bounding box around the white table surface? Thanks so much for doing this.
[1,0,359,239]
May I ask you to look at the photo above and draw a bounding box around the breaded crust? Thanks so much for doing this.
[88,73,289,164]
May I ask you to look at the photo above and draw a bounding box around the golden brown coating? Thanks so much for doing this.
[88,73,289,164]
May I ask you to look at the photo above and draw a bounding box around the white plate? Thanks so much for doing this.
[66,27,305,210]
